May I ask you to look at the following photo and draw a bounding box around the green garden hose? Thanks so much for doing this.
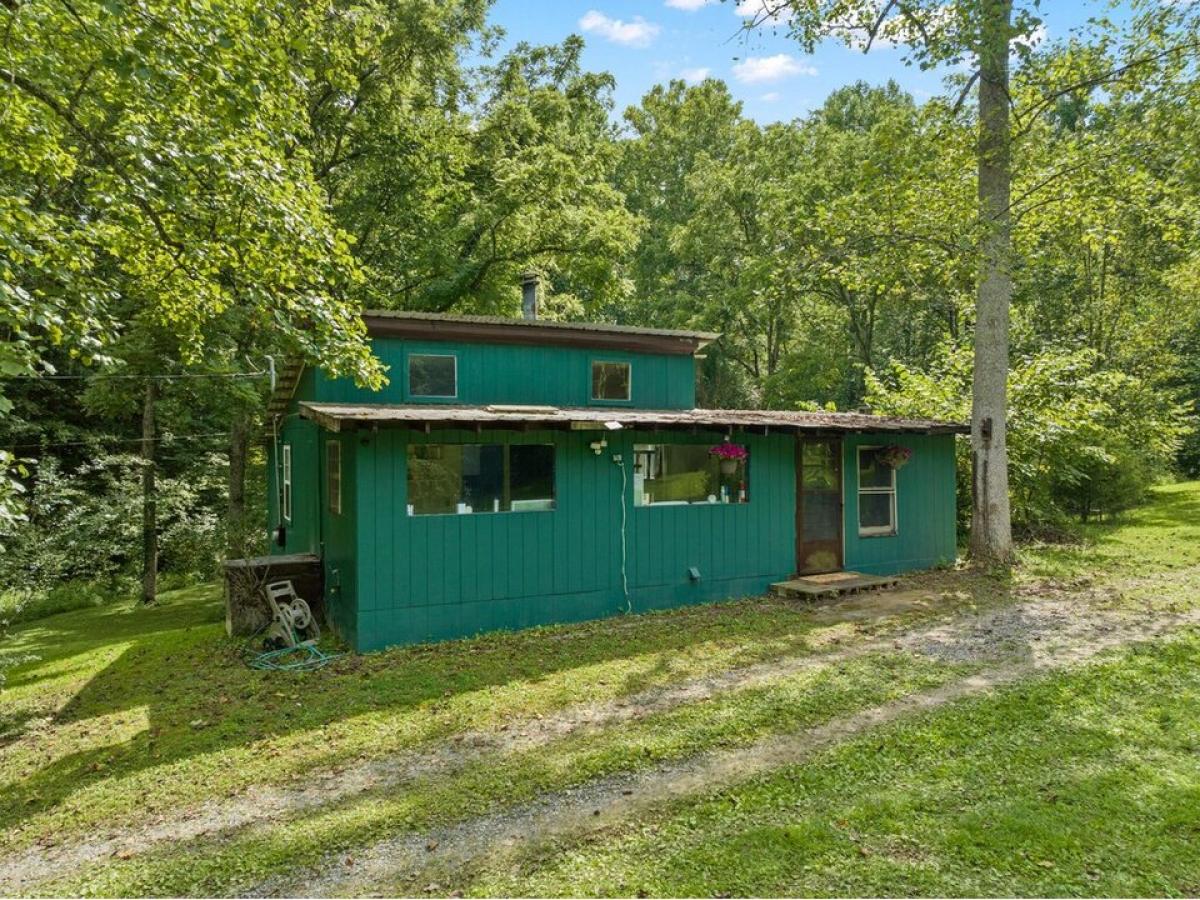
[246,642,344,671]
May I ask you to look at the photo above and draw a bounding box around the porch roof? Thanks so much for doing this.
[298,402,969,435]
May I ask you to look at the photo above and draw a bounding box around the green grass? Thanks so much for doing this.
[467,633,1200,897]
[2,481,1199,896]
[50,651,972,897]
[1020,481,1200,582]
[0,571,962,861]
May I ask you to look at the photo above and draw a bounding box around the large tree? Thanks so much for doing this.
[304,14,638,318]
[1,0,386,592]
[741,0,1051,563]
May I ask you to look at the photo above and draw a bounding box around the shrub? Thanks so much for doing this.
[865,347,1191,536]
[0,449,233,622]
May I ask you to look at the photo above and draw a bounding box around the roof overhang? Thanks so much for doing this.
[299,402,969,436]
[361,311,718,356]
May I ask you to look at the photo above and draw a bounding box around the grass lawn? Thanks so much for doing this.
[1,481,1199,896]
[470,633,1200,898]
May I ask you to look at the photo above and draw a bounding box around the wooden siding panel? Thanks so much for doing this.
[329,425,958,651]
[842,432,959,575]
[314,337,697,410]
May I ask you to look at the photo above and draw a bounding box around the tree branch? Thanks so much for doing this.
[0,66,185,254]
[1014,39,1200,135]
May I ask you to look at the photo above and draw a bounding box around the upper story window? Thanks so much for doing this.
[409,353,457,398]
[327,440,342,515]
[591,361,631,401]
[857,446,897,536]
[281,444,292,522]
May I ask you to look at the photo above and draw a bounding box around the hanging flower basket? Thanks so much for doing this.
[710,442,748,475]
[878,444,912,470]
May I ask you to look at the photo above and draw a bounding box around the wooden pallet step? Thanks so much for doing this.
[770,571,899,600]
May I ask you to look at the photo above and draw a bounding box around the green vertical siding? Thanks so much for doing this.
[265,417,321,556]
[351,428,795,650]
[842,432,959,574]
[269,373,960,651]
[319,431,358,645]
[315,338,697,409]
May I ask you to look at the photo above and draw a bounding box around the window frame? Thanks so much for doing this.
[856,445,897,537]
[405,441,557,517]
[631,442,750,507]
[326,440,342,516]
[590,359,632,403]
[407,352,458,400]
[281,444,293,523]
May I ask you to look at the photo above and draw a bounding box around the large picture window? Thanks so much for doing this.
[591,361,631,401]
[632,443,749,506]
[857,446,897,536]
[407,443,555,515]
[408,353,457,398]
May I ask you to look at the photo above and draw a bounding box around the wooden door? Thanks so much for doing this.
[796,438,843,575]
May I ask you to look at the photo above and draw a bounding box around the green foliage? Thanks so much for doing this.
[866,347,1190,532]
[0,450,230,612]
[310,19,638,318]
[0,0,383,390]
[2,0,1199,576]
[2,484,1198,893]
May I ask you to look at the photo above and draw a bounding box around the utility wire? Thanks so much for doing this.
[6,431,234,451]
[4,371,267,381]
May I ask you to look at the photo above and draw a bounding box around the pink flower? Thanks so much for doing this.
[709,442,748,460]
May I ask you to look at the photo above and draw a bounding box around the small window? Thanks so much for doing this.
[857,446,896,536]
[591,361,631,401]
[281,444,292,522]
[632,443,749,506]
[327,440,342,515]
[408,353,457,398]
[406,443,556,515]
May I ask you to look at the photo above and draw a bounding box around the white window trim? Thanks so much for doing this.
[281,444,293,523]
[591,360,632,402]
[857,445,897,537]
[327,440,342,516]
[408,353,458,399]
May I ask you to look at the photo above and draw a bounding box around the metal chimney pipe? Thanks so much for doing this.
[521,271,539,321]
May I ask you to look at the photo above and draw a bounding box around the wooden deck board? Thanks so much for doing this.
[770,571,899,599]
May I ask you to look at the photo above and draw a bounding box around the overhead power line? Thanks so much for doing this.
[6,431,234,452]
[4,371,267,381]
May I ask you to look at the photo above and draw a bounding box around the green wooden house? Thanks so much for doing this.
[266,307,965,652]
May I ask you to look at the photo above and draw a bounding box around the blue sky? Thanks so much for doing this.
[484,0,1129,125]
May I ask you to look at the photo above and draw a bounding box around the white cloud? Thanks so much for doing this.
[578,10,662,47]
[760,91,780,102]
[734,0,792,24]
[665,0,713,9]
[680,66,711,83]
[732,54,816,84]
[1013,22,1047,52]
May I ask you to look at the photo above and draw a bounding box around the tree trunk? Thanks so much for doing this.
[970,0,1015,564]
[227,416,249,558]
[141,379,158,604]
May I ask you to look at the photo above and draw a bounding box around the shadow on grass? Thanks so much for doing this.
[2,585,881,834]
[1022,483,1200,578]
[9,482,1196,851]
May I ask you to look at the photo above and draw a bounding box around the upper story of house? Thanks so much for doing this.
[273,310,719,415]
